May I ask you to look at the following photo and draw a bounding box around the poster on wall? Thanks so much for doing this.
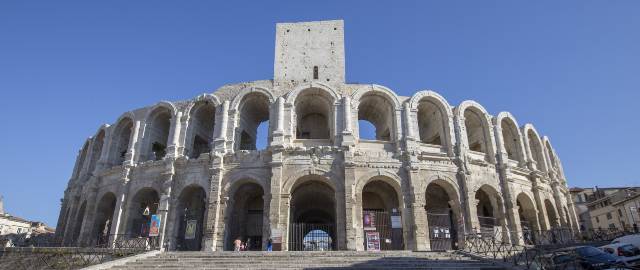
[365,231,381,251]
[363,212,376,231]
[149,215,161,237]
[185,220,197,240]
[391,215,402,229]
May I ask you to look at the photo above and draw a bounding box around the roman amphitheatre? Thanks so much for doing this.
[56,19,577,254]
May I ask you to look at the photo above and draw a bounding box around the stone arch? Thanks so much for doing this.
[516,192,540,231]
[282,169,339,195]
[424,176,463,250]
[74,141,91,179]
[543,136,559,171]
[185,100,216,158]
[125,187,160,237]
[140,103,175,161]
[474,184,505,232]
[173,184,207,251]
[92,192,117,246]
[224,180,266,251]
[287,83,339,141]
[233,89,273,150]
[544,198,559,228]
[456,101,496,160]
[352,85,400,141]
[288,175,337,251]
[523,124,548,172]
[71,200,88,245]
[494,112,526,166]
[107,113,135,166]
[87,127,107,174]
[409,90,455,155]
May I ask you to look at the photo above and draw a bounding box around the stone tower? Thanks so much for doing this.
[274,20,345,84]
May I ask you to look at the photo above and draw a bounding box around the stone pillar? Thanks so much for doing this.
[167,111,182,158]
[531,177,551,230]
[271,97,285,147]
[404,103,415,141]
[214,101,229,152]
[343,154,358,250]
[341,97,355,146]
[203,152,225,251]
[78,185,99,246]
[127,120,142,165]
[551,182,568,228]
[407,168,427,251]
[62,194,80,245]
[157,167,175,251]
[268,151,284,250]
[109,167,133,247]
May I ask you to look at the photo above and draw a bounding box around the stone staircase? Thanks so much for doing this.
[107,251,507,270]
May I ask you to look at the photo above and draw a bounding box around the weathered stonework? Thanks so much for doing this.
[55,20,578,252]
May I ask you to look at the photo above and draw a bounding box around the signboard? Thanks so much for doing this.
[271,228,283,251]
[365,231,381,251]
[149,214,161,237]
[391,215,402,229]
[363,212,376,231]
[185,219,197,240]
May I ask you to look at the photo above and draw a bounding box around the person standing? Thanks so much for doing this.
[234,238,242,251]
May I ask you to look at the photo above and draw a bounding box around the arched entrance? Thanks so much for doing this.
[126,188,160,237]
[93,193,116,246]
[545,199,559,229]
[361,180,403,250]
[475,185,507,238]
[425,181,461,250]
[71,201,87,245]
[226,182,265,251]
[174,185,206,251]
[289,179,336,251]
[516,193,539,245]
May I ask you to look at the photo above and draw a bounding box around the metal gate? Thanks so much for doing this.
[289,223,335,251]
[362,209,403,250]
[427,211,455,251]
[228,210,263,251]
[478,216,497,237]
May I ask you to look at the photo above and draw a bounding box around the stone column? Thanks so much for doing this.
[404,103,415,141]
[109,181,128,241]
[157,166,175,251]
[127,120,142,165]
[551,182,568,228]
[167,111,182,158]
[341,97,355,146]
[62,194,80,245]
[214,101,229,152]
[203,152,225,251]
[343,155,358,250]
[268,151,284,250]
[271,97,285,147]
[531,177,551,230]
[78,185,99,246]
[407,168,428,251]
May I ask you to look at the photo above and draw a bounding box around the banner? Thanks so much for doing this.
[185,220,197,240]
[365,231,380,251]
[391,215,402,229]
[149,214,161,237]
[363,212,376,231]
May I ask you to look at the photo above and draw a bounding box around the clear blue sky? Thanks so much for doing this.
[1,1,638,227]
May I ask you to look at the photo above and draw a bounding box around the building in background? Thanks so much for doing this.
[0,196,55,243]
[570,187,640,231]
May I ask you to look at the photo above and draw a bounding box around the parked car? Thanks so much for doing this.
[600,243,640,267]
[555,246,625,270]
[612,234,640,248]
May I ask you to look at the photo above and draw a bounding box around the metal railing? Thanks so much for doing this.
[0,233,160,270]
[461,227,639,269]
